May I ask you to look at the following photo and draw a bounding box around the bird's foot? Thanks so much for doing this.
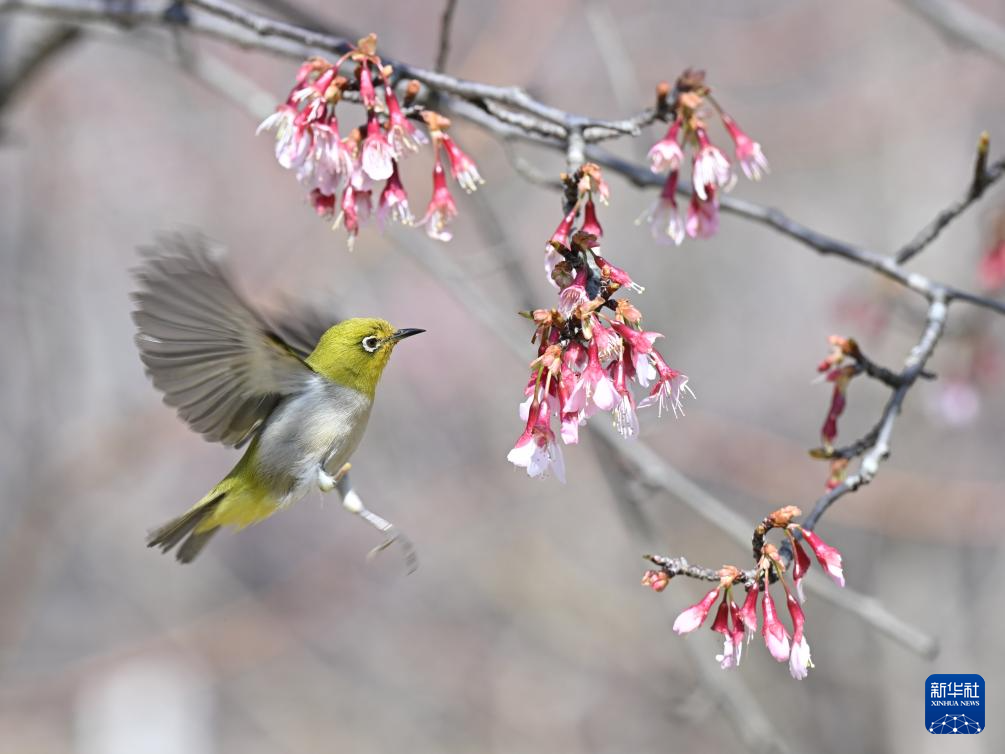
[317,467,336,492]
[317,462,351,493]
[339,483,417,574]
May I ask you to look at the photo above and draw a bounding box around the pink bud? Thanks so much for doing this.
[761,589,791,662]
[802,530,845,587]
[672,588,720,634]
[581,198,603,238]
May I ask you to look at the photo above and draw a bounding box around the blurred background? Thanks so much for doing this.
[1,1,1004,752]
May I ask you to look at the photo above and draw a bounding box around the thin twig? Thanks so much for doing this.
[895,147,1005,264]
[434,0,458,73]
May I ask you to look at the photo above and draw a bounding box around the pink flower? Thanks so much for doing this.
[821,371,850,445]
[309,189,336,220]
[594,254,643,294]
[441,134,483,193]
[258,105,311,170]
[337,182,372,251]
[581,198,603,239]
[648,120,684,174]
[545,209,577,286]
[720,113,769,181]
[610,322,662,360]
[384,85,427,156]
[692,128,734,200]
[611,357,640,439]
[377,162,413,227]
[420,159,459,242]
[578,339,619,413]
[358,64,377,109]
[638,351,695,418]
[736,583,759,641]
[507,399,566,482]
[801,530,845,587]
[361,116,395,181]
[638,170,685,245]
[789,633,812,680]
[685,188,719,239]
[592,318,622,361]
[290,67,335,106]
[548,208,576,251]
[728,601,746,659]
[785,593,812,679]
[300,124,354,195]
[710,599,743,669]
[672,587,721,634]
[761,589,791,662]
[558,267,590,319]
[791,538,812,603]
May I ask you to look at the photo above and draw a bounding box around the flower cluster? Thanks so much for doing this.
[814,336,862,489]
[257,35,482,249]
[639,69,768,245]
[507,165,694,481]
[648,506,845,679]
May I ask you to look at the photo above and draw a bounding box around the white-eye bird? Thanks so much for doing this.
[132,233,423,563]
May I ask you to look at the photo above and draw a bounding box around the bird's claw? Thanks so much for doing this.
[366,532,418,574]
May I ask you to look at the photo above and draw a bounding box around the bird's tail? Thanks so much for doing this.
[147,491,225,563]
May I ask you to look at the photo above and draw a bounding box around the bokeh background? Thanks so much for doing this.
[1,1,1004,752]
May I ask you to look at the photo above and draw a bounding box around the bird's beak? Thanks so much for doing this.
[389,327,425,343]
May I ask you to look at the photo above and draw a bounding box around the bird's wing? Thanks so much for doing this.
[268,295,341,360]
[132,232,321,448]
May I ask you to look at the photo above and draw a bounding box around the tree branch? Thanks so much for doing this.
[434,0,458,73]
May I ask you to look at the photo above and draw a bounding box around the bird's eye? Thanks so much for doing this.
[361,336,380,353]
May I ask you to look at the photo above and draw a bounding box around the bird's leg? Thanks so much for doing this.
[334,473,418,574]
[317,461,351,492]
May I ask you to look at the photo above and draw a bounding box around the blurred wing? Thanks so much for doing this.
[132,232,316,447]
[268,296,341,360]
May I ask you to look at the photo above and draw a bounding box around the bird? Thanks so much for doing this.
[132,233,423,563]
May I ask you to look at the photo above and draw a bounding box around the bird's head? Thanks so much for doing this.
[306,318,424,398]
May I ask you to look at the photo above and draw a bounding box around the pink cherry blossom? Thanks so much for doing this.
[648,120,684,174]
[558,267,590,319]
[581,198,603,239]
[507,399,566,482]
[791,538,812,603]
[685,188,720,239]
[692,128,734,200]
[672,587,721,634]
[361,117,395,181]
[761,589,791,662]
[377,162,413,227]
[578,339,619,413]
[384,85,427,156]
[736,583,759,641]
[801,529,845,587]
[784,593,812,679]
[420,159,459,242]
[638,351,695,418]
[441,134,484,193]
[594,253,643,294]
[721,113,769,181]
[638,170,685,245]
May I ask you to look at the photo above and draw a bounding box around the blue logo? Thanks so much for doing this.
[925,674,984,734]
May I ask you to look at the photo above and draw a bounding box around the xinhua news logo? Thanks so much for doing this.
[925,674,984,734]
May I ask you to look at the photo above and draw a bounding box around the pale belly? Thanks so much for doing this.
[253,378,373,506]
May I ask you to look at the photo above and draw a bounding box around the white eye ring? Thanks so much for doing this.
[361,336,380,353]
